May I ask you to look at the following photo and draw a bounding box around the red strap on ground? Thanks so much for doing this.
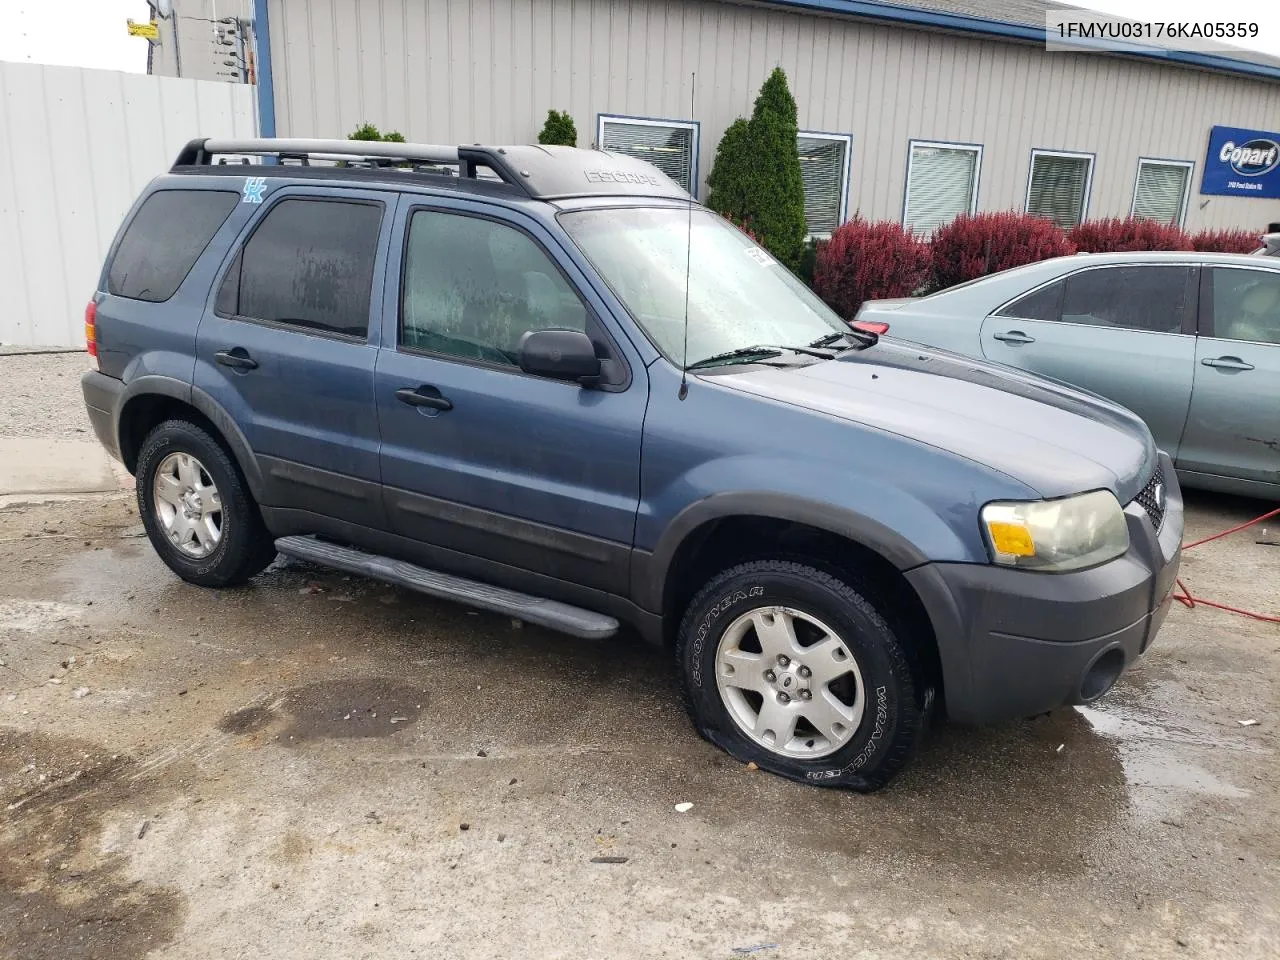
[1173,506,1280,623]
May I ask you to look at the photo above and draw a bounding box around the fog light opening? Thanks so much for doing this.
[1080,647,1125,702]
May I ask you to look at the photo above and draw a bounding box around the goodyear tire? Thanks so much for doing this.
[136,419,276,588]
[676,560,924,792]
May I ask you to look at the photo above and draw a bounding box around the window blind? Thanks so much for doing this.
[1027,153,1091,228]
[904,144,978,235]
[1133,162,1190,225]
[797,136,848,236]
[600,120,694,192]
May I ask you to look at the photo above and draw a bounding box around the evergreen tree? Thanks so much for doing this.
[537,110,578,147]
[703,68,808,269]
[705,118,751,222]
[742,67,807,269]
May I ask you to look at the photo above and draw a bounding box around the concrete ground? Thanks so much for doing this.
[1,354,1278,959]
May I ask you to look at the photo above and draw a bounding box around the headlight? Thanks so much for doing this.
[981,490,1129,572]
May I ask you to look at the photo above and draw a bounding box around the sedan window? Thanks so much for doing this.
[994,280,1063,322]
[1209,268,1280,344]
[1060,266,1192,334]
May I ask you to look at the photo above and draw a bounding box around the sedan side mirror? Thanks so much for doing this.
[518,329,601,385]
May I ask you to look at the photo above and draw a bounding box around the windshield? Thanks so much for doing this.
[560,207,846,366]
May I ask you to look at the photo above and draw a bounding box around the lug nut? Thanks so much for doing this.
[798,665,811,679]
[777,655,790,667]
[764,669,776,682]
[799,689,812,701]
[777,692,791,704]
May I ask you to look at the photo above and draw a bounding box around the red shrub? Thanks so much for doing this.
[813,218,932,319]
[1068,217,1194,253]
[1191,228,1261,254]
[929,212,1074,290]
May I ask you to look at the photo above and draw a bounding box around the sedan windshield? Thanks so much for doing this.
[560,207,847,367]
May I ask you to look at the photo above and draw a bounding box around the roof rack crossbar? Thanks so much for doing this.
[173,137,463,168]
[170,137,532,193]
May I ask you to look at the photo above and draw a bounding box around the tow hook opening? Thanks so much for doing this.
[1080,647,1126,702]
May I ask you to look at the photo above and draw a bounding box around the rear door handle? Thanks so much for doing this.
[993,330,1036,345]
[396,385,453,411]
[1201,356,1254,372]
[214,348,258,370]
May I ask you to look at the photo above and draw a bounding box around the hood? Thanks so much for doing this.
[706,340,1156,502]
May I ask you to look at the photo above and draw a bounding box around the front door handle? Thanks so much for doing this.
[1201,356,1254,372]
[396,385,453,411]
[993,330,1036,345]
[214,348,258,370]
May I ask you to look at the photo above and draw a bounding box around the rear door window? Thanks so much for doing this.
[108,190,238,302]
[217,198,382,339]
[1059,265,1193,334]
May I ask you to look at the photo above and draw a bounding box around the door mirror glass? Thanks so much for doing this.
[518,329,601,383]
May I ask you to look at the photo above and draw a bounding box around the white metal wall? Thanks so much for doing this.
[0,61,257,347]
[265,0,1280,232]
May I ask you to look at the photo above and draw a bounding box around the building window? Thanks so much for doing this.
[797,132,853,237]
[1131,159,1194,226]
[1025,150,1093,228]
[597,115,698,194]
[903,140,981,235]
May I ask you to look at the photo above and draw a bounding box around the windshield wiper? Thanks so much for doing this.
[810,328,878,350]
[685,346,786,370]
[686,341,848,371]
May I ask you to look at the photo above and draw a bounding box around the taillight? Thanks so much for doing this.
[85,300,98,363]
[852,319,890,335]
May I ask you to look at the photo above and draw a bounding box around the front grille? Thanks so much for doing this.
[1133,466,1166,531]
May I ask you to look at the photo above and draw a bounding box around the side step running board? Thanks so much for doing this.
[274,536,620,640]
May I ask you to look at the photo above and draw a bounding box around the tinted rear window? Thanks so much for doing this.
[108,190,238,301]
[995,280,1063,321]
[1060,266,1192,334]
[218,198,381,339]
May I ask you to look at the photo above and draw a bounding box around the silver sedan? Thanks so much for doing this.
[856,251,1280,499]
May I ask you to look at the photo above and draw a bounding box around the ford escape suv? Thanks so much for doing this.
[81,138,1183,791]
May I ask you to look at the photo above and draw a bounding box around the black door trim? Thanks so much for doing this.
[384,485,629,594]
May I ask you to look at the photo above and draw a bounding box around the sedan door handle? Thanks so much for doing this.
[1201,356,1255,372]
[395,385,453,412]
[992,330,1036,345]
[214,348,258,370]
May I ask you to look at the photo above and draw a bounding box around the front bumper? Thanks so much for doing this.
[907,452,1183,724]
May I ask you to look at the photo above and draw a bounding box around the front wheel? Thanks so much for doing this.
[676,560,924,792]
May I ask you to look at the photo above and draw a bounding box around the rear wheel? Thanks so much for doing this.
[676,560,924,792]
[136,420,275,587]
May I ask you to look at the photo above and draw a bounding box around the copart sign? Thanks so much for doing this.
[1202,125,1280,199]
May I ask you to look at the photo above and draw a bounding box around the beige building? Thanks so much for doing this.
[213,0,1280,234]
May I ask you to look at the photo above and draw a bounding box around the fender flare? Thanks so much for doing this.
[116,377,265,499]
[634,492,932,614]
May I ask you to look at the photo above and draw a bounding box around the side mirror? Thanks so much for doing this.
[518,329,601,384]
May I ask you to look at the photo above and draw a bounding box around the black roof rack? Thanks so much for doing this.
[172,138,693,203]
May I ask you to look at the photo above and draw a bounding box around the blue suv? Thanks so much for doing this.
[81,137,1182,791]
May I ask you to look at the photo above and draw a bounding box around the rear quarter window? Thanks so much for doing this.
[108,190,238,302]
